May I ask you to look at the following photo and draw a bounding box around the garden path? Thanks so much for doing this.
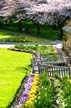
[0,41,62,48]
[0,44,14,48]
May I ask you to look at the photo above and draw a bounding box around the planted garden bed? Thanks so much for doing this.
[13,72,71,108]
[14,72,54,108]
[14,44,56,54]
[8,44,71,108]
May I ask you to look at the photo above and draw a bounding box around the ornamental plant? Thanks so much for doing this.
[14,44,56,54]
[22,73,39,108]
[25,0,71,39]
[53,79,66,108]
[62,77,71,108]
[33,72,53,108]
[15,74,34,108]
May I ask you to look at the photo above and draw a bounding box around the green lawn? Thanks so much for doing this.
[0,31,48,44]
[0,48,32,107]
[0,19,58,41]
[22,20,58,40]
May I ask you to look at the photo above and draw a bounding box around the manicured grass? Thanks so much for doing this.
[0,48,32,107]
[0,19,58,41]
[0,31,48,43]
[22,20,58,40]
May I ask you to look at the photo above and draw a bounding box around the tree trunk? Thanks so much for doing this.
[37,23,40,34]
[57,17,69,40]
[58,27,63,40]
[19,20,22,31]
[52,24,57,30]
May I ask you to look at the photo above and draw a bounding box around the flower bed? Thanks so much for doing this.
[52,79,66,108]
[15,73,40,108]
[14,44,57,54]
[13,72,71,108]
[51,77,71,108]
[14,72,54,108]
[62,78,71,108]
[9,44,71,108]
[33,72,53,108]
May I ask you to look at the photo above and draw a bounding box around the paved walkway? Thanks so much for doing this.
[0,44,14,48]
[0,42,63,50]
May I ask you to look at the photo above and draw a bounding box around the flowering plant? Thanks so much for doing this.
[15,73,40,108]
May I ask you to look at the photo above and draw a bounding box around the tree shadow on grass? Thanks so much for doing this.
[15,65,31,74]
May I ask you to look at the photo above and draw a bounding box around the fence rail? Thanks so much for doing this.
[31,54,71,78]
[40,53,67,65]
[38,65,71,78]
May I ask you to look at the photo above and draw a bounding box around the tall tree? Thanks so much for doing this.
[0,0,71,39]
[25,0,71,39]
[0,0,16,19]
[0,0,33,31]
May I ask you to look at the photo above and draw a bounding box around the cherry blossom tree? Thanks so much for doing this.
[0,0,16,20]
[0,0,71,39]
[0,0,34,31]
[25,0,71,39]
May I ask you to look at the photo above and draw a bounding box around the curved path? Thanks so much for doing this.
[0,44,14,48]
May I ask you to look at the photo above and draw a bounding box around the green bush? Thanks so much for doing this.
[62,77,71,108]
[14,44,55,54]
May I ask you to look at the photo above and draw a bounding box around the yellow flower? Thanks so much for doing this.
[34,73,39,77]
[31,81,38,86]
[34,76,39,78]
[30,97,36,101]
[68,79,71,83]
[31,86,39,90]
[25,100,35,108]
[53,47,56,53]
[25,100,33,107]
[29,90,36,95]
[34,77,39,81]
[29,95,36,100]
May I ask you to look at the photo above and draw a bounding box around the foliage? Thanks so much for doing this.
[0,20,58,41]
[1,0,71,40]
[0,0,16,18]
[0,31,51,43]
[0,48,31,107]
[65,39,71,51]
[62,77,71,108]
[25,0,71,39]
[41,54,58,61]
[53,79,66,108]
[27,0,71,25]
[15,44,56,54]
[33,72,53,108]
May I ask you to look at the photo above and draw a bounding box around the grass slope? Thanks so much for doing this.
[0,48,32,107]
[0,31,48,43]
[0,19,58,41]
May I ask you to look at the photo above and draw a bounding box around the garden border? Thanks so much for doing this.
[8,47,71,107]
[6,76,27,108]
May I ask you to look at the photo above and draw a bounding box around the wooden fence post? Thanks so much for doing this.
[69,67,71,79]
